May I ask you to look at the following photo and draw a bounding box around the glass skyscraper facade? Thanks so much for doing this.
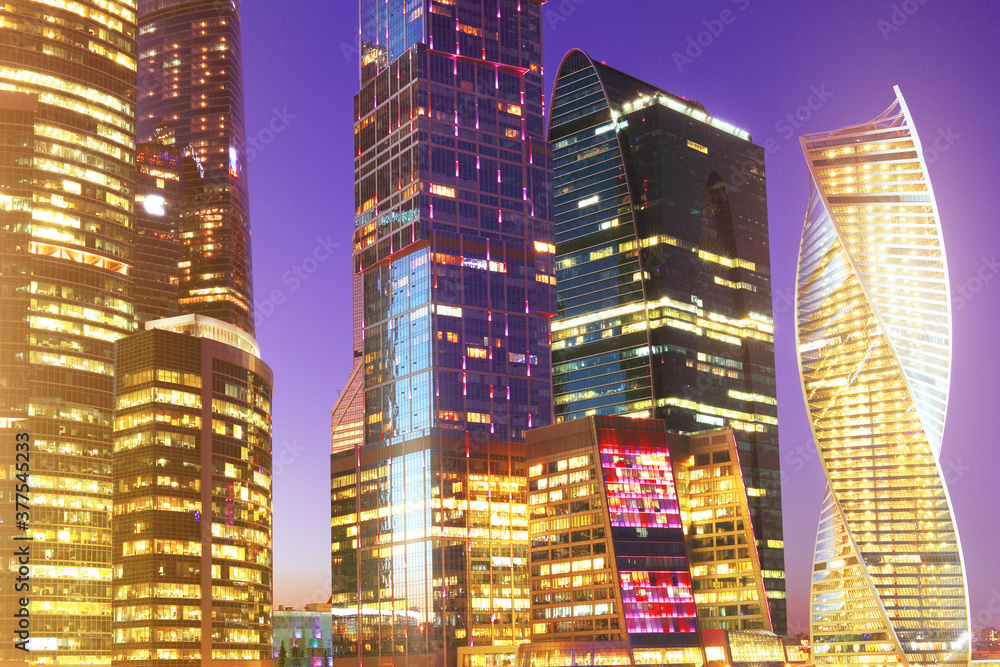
[137,0,255,334]
[331,1,554,665]
[520,416,703,667]
[547,50,785,633]
[669,430,776,633]
[796,87,970,666]
[0,0,138,658]
[134,140,181,324]
[112,314,273,666]
[0,89,38,667]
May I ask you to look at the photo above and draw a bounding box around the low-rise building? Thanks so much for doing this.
[272,608,335,667]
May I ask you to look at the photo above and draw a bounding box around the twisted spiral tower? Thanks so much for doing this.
[795,86,970,666]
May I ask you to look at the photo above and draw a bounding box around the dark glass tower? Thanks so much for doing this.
[137,0,255,334]
[331,1,554,665]
[134,140,181,323]
[547,51,786,633]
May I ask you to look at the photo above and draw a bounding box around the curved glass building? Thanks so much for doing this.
[0,0,137,661]
[795,86,970,666]
[548,50,786,633]
[137,0,255,334]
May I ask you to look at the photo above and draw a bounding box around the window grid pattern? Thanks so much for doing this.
[672,431,774,633]
[138,0,255,334]
[796,86,970,667]
[524,417,703,666]
[134,141,180,324]
[0,0,138,659]
[548,49,786,633]
[332,3,554,665]
[112,326,274,667]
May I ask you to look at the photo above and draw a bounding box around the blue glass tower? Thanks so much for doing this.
[331,1,554,665]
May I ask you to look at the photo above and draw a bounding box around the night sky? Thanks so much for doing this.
[240,1,1000,633]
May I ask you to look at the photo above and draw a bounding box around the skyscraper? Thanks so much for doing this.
[669,429,776,633]
[547,50,785,632]
[134,139,181,323]
[330,273,364,458]
[116,3,270,662]
[0,0,138,658]
[137,0,255,334]
[521,416,703,667]
[795,86,970,666]
[0,89,37,667]
[112,314,273,667]
[330,1,555,664]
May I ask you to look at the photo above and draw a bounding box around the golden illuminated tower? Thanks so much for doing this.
[670,429,778,634]
[112,314,273,667]
[795,86,971,666]
[0,0,137,662]
[0,89,37,667]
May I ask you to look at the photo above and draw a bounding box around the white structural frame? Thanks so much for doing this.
[795,87,970,667]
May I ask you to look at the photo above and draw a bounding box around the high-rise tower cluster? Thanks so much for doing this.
[546,50,786,633]
[0,0,270,664]
[0,0,974,664]
[331,4,792,661]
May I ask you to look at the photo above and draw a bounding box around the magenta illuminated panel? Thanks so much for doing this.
[601,445,682,529]
[599,434,698,638]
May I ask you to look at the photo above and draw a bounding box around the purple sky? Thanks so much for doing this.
[241,1,1000,633]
